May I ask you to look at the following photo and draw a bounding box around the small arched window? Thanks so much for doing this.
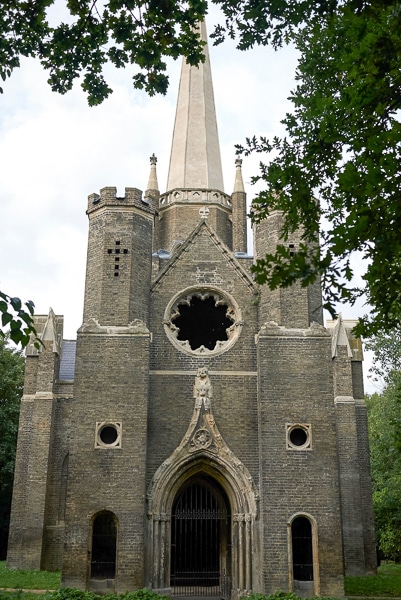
[91,511,117,579]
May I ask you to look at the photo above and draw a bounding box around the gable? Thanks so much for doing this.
[152,220,255,298]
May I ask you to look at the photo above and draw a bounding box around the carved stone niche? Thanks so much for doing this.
[163,286,243,356]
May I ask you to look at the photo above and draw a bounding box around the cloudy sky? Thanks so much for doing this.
[0,7,378,392]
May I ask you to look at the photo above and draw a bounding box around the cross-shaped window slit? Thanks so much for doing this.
[106,241,129,279]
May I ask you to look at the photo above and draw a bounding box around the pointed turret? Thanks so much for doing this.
[233,158,245,193]
[167,21,224,192]
[144,153,160,212]
[146,153,159,194]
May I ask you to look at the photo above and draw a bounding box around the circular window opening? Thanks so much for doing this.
[164,287,242,356]
[172,295,233,351]
[99,425,118,445]
[289,427,308,447]
[287,424,311,450]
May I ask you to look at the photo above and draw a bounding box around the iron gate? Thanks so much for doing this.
[171,478,231,597]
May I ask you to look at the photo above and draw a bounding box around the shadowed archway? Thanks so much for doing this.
[171,474,231,595]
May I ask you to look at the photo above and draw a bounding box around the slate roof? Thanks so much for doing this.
[59,339,76,380]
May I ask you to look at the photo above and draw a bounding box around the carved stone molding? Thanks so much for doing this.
[163,285,243,356]
[79,318,150,336]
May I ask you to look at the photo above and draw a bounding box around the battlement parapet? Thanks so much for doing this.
[87,186,154,215]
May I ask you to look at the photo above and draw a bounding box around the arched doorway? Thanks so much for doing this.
[290,515,318,597]
[292,516,313,581]
[90,511,117,580]
[170,475,231,596]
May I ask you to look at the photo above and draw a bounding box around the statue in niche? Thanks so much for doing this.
[193,367,212,410]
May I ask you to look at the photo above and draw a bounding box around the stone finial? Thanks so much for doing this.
[233,158,245,193]
[146,153,159,192]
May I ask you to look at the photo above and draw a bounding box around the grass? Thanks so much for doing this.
[1,560,401,598]
[344,562,401,597]
[0,593,48,600]
[0,562,60,590]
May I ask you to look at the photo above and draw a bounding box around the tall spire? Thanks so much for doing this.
[166,21,224,192]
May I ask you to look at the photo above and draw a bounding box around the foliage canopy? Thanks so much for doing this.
[0,337,24,559]
[1,0,209,105]
[366,330,401,561]
[0,292,37,348]
[240,1,401,337]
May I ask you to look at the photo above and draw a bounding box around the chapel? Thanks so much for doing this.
[7,21,376,598]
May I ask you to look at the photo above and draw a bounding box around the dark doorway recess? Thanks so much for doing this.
[172,296,233,350]
[292,516,314,581]
[91,511,117,579]
[171,475,231,596]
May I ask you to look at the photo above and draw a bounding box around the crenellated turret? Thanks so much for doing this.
[83,186,154,327]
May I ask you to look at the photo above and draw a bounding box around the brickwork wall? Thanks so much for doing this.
[253,212,323,328]
[333,346,354,398]
[355,401,377,574]
[335,396,366,575]
[256,329,344,596]
[62,332,151,591]
[41,395,73,571]
[352,361,365,399]
[7,339,59,569]
[23,355,39,395]
[157,203,232,251]
[332,345,376,576]
[231,191,247,253]
[7,397,35,567]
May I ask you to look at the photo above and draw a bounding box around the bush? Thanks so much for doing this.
[242,593,302,600]
[46,590,170,600]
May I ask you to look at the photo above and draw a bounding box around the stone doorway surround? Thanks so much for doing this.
[145,369,260,599]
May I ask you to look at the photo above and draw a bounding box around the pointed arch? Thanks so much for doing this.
[146,451,258,597]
